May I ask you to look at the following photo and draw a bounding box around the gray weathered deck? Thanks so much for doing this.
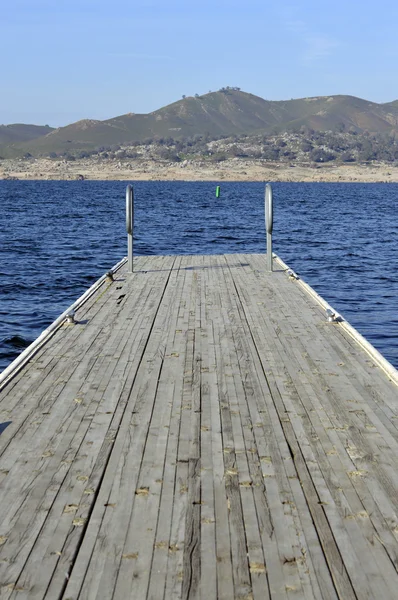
[0,253,398,599]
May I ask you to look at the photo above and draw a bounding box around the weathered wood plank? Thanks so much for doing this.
[197,255,217,600]
[0,253,397,600]
[223,256,320,600]
[59,256,180,600]
[0,257,176,599]
[227,253,398,599]
[250,253,398,593]
[224,254,354,599]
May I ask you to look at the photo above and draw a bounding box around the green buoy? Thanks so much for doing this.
[216,186,221,198]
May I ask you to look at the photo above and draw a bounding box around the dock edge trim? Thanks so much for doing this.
[0,257,128,391]
[275,254,398,388]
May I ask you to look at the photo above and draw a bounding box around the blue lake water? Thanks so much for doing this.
[0,180,397,370]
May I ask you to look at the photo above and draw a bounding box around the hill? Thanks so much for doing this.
[0,124,53,147]
[2,90,398,158]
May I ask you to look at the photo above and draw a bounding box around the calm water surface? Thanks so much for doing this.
[0,181,397,370]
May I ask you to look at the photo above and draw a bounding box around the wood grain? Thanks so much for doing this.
[0,254,397,599]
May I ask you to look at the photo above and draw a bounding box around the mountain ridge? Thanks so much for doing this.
[2,90,398,158]
[0,123,54,147]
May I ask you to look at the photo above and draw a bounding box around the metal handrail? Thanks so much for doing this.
[126,184,134,273]
[265,183,273,271]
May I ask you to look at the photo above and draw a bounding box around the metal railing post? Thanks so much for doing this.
[265,183,273,272]
[126,184,134,273]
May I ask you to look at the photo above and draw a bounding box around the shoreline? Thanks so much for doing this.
[2,158,398,183]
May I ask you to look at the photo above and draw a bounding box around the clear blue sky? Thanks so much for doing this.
[2,0,398,126]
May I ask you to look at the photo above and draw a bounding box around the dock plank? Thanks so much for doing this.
[0,253,397,599]
[0,256,176,599]
[226,253,398,599]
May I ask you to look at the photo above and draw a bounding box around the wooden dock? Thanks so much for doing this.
[0,253,398,600]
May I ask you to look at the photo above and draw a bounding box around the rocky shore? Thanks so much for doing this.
[1,157,398,183]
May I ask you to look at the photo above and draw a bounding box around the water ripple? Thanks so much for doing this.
[0,180,397,370]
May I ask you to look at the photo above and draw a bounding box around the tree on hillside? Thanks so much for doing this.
[301,141,313,153]
[341,152,355,162]
[300,125,314,136]
[262,147,280,160]
[227,145,244,157]
[158,148,181,162]
[310,149,336,162]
